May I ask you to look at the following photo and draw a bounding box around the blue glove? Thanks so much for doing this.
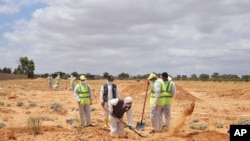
[128,126,133,130]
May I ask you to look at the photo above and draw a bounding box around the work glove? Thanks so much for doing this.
[128,126,133,130]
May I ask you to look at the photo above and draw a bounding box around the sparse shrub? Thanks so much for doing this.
[27,116,42,135]
[29,101,37,107]
[190,122,208,130]
[50,102,63,112]
[0,101,4,106]
[7,103,11,107]
[237,119,250,125]
[191,117,199,122]
[0,92,7,96]
[40,116,54,121]
[0,122,6,129]
[16,101,24,106]
[216,122,223,128]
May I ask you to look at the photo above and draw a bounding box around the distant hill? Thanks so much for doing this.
[0,73,27,80]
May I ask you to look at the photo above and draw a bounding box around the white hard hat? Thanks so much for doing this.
[124,96,132,104]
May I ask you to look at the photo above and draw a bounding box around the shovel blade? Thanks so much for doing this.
[136,122,145,131]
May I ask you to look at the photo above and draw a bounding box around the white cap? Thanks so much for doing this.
[124,96,132,104]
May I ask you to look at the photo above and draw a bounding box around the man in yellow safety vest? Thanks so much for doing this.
[73,75,93,127]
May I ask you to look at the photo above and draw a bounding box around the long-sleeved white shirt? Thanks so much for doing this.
[152,78,163,106]
[100,81,119,103]
[73,82,93,102]
[109,98,133,126]
[169,81,177,98]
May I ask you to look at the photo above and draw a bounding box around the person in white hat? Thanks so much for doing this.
[108,96,133,138]
[147,73,165,133]
[73,75,93,127]
[100,75,119,128]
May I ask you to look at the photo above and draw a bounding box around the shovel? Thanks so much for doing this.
[102,107,147,137]
[111,113,147,137]
[136,83,149,131]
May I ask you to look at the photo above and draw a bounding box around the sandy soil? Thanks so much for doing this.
[0,79,249,141]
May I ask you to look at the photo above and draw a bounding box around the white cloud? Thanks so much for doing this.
[1,0,250,76]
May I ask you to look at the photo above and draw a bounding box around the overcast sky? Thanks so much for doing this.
[1,0,250,77]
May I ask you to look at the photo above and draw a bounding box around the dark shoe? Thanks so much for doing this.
[87,124,94,127]
[118,135,128,138]
[149,130,155,134]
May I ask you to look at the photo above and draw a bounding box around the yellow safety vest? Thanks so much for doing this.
[150,81,166,106]
[77,84,90,105]
[163,81,173,105]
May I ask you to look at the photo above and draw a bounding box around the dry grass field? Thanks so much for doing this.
[0,78,249,141]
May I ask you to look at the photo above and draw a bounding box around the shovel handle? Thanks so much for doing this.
[140,83,149,122]
[112,114,144,137]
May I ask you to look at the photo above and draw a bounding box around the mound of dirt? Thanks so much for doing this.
[239,90,250,100]
[175,85,201,102]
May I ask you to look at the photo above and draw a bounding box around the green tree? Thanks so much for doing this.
[14,56,35,78]
[199,73,209,81]
[190,74,198,81]
[118,72,129,80]
[103,72,109,79]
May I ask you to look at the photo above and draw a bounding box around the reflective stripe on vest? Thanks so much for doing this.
[77,84,90,105]
[163,81,173,105]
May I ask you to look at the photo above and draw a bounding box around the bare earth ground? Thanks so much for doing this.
[0,79,250,141]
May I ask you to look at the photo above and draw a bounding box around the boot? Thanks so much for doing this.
[104,118,109,128]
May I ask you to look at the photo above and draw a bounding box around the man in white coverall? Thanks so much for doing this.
[147,73,165,133]
[108,97,133,138]
[73,75,93,127]
[100,75,119,127]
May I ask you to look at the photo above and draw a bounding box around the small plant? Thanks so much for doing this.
[216,122,223,128]
[237,119,250,125]
[0,122,6,129]
[0,92,8,96]
[40,116,54,121]
[72,114,83,131]
[50,103,63,112]
[16,101,24,106]
[0,101,4,106]
[27,116,42,135]
[191,117,199,122]
[190,122,208,130]
[29,101,37,107]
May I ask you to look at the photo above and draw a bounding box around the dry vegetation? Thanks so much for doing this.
[0,76,250,141]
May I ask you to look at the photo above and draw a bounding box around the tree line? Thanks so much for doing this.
[1,56,250,82]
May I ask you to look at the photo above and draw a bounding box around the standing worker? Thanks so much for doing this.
[147,73,165,133]
[47,74,53,88]
[73,75,93,127]
[108,97,133,138]
[161,72,176,130]
[68,74,76,91]
[100,75,119,128]
[54,74,61,90]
